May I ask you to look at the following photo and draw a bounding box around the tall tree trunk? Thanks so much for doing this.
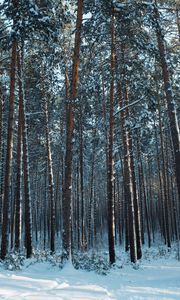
[175,2,180,42]
[0,82,2,167]
[14,98,22,252]
[88,128,96,250]
[0,38,17,260]
[153,116,166,242]
[44,100,55,253]
[118,40,138,262]
[17,49,32,258]
[118,79,137,263]
[0,82,3,227]
[136,138,145,245]
[154,1,180,203]
[157,88,171,247]
[76,161,80,250]
[79,108,85,249]
[107,7,116,265]
[137,135,151,248]
[128,132,142,259]
[62,0,84,260]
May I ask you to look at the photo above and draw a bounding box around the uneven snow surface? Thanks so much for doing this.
[0,258,180,299]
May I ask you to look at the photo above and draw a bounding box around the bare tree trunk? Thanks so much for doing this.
[128,132,142,259]
[137,136,151,248]
[44,100,55,253]
[144,162,152,248]
[79,108,85,250]
[76,161,80,250]
[154,1,180,203]
[0,38,17,260]
[62,0,84,260]
[88,129,96,250]
[0,82,3,227]
[175,2,180,42]
[154,119,167,243]
[0,82,2,167]
[107,7,116,265]
[136,136,145,245]
[17,49,32,258]
[118,79,137,263]
[157,89,171,247]
[14,98,22,252]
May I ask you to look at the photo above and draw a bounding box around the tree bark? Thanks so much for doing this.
[62,0,84,260]
[107,7,116,265]
[154,2,180,203]
[0,38,17,260]
[14,98,22,252]
[175,3,180,42]
[44,100,55,253]
[88,128,96,250]
[118,79,137,263]
[17,49,32,258]
[0,82,3,227]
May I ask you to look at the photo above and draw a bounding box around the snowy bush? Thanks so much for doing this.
[2,252,25,271]
[72,252,109,275]
[31,249,63,269]
[142,244,177,262]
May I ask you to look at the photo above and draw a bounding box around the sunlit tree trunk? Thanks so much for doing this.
[44,100,55,253]
[62,0,84,260]
[154,1,180,203]
[118,79,137,263]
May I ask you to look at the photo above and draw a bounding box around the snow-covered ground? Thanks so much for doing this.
[0,252,180,300]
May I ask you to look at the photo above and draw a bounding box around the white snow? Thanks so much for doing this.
[0,256,180,299]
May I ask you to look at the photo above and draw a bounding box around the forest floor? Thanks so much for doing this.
[0,247,180,299]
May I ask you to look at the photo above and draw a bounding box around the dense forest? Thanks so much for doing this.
[0,0,179,268]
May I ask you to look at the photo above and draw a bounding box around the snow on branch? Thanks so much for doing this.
[114,99,141,116]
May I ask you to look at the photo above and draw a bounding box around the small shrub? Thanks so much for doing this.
[73,251,109,275]
[3,252,25,271]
